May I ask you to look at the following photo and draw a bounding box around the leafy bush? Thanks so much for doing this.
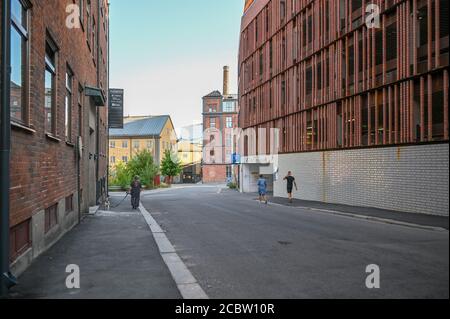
[110,162,132,190]
[127,149,159,188]
[109,150,159,190]
[228,182,238,190]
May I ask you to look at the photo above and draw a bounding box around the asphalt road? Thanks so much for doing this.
[141,185,449,299]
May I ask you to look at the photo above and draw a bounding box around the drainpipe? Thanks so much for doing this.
[1,0,17,298]
[95,0,101,203]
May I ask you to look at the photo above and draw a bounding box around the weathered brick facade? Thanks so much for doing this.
[202,67,240,184]
[1,0,109,273]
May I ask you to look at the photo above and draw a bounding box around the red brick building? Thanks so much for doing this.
[1,0,109,275]
[238,0,448,215]
[202,66,240,183]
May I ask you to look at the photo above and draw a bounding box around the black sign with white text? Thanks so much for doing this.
[108,88,124,129]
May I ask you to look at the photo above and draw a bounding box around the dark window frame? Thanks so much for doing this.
[45,33,58,136]
[65,65,74,142]
[10,0,31,125]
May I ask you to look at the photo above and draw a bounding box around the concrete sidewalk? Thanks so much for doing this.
[9,195,181,299]
[245,192,449,230]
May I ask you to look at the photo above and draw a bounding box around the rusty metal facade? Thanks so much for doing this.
[238,0,449,155]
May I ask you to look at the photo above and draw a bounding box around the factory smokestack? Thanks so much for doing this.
[223,66,230,96]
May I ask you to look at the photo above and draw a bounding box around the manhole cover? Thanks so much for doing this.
[278,241,292,246]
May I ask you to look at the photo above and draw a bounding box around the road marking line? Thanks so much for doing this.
[139,204,209,299]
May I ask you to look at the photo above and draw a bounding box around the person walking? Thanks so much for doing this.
[257,175,268,204]
[129,175,142,209]
[283,171,298,203]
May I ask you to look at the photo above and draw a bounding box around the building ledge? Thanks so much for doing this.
[45,133,61,143]
[11,121,36,134]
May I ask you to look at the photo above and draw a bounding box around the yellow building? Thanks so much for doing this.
[109,116,177,167]
[177,140,203,166]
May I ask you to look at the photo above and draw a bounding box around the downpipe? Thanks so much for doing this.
[1,0,17,298]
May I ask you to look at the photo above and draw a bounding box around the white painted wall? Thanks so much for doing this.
[250,143,448,216]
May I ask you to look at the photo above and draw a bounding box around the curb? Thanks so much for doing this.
[254,199,448,232]
[139,204,209,299]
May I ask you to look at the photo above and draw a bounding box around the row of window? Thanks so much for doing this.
[208,117,234,129]
[241,71,448,156]
[242,0,449,95]
[109,140,155,149]
[110,156,128,164]
[10,0,104,141]
[206,101,237,113]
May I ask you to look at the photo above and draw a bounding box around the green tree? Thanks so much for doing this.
[127,149,159,188]
[110,162,132,190]
[160,150,182,184]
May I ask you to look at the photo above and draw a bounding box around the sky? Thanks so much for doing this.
[109,0,244,130]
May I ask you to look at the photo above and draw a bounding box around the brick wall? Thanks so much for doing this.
[273,143,449,216]
[1,0,109,267]
[202,165,228,183]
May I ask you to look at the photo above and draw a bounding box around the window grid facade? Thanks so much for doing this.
[239,0,449,155]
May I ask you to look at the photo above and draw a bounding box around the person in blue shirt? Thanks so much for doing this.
[257,175,268,205]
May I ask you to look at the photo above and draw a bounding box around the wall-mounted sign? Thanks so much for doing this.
[108,88,124,129]
[232,153,241,164]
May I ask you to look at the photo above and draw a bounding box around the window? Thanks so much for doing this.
[133,141,140,149]
[147,140,153,150]
[269,40,273,70]
[281,79,286,107]
[386,24,397,62]
[92,16,97,58]
[86,0,91,44]
[45,39,57,135]
[110,156,116,163]
[10,0,29,123]
[65,195,74,214]
[259,49,264,76]
[210,135,215,142]
[210,118,216,128]
[223,101,235,112]
[280,0,286,21]
[45,204,58,234]
[122,156,128,163]
[122,140,128,148]
[307,15,312,44]
[226,117,233,128]
[65,67,74,141]
[352,0,362,10]
[10,219,31,261]
[109,140,115,148]
[306,67,312,96]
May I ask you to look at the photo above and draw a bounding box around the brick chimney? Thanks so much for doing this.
[223,66,230,96]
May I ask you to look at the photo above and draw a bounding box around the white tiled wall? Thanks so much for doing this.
[273,143,449,216]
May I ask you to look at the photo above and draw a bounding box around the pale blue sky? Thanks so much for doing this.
[109,0,243,129]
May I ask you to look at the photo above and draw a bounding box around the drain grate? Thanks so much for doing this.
[278,241,292,246]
